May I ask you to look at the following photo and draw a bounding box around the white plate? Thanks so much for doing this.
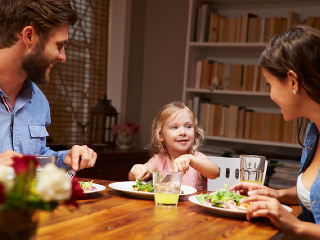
[188,195,292,218]
[108,181,197,199]
[82,183,106,194]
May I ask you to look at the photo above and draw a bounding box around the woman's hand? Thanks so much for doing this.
[129,164,151,181]
[241,195,301,237]
[229,182,280,199]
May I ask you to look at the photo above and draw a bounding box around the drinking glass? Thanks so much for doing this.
[153,171,183,208]
[35,155,55,169]
[240,155,266,185]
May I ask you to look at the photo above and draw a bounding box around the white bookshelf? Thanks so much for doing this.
[182,0,320,159]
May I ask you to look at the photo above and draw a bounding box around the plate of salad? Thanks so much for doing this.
[189,185,292,218]
[79,180,106,194]
[108,180,197,199]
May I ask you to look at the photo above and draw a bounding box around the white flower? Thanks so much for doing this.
[0,166,14,192]
[36,164,72,202]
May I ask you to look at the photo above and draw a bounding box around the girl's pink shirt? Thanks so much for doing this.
[155,151,207,190]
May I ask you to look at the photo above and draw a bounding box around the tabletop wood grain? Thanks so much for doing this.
[36,178,302,240]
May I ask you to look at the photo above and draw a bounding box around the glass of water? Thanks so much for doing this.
[240,155,266,185]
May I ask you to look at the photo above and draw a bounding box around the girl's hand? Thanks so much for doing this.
[241,195,300,237]
[229,182,280,199]
[173,154,191,173]
[129,164,151,181]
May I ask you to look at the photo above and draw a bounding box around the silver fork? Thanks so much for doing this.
[66,169,76,179]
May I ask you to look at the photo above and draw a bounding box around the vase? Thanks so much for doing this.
[0,209,39,240]
[116,134,133,149]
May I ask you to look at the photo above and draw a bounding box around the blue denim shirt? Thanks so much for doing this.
[298,121,320,224]
[0,79,69,168]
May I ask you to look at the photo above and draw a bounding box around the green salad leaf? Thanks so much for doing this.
[196,185,246,208]
[132,178,154,192]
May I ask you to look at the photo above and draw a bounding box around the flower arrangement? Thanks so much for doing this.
[112,122,140,137]
[0,155,85,211]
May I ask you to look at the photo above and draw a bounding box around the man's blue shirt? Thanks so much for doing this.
[0,79,68,168]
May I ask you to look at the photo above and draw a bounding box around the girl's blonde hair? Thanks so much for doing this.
[149,101,204,155]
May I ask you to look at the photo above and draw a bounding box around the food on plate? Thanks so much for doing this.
[132,178,154,192]
[132,179,185,194]
[79,180,97,192]
[196,185,251,211]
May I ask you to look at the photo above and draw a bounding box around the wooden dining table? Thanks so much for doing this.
[36,178,302,240]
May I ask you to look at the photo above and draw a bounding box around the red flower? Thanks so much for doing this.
[0,183,5,204]
[65,177,86,208]
[12,155,38,175]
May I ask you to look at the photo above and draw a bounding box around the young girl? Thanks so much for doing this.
[128,101,219,190]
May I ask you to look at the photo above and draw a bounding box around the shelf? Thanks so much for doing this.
[185,88,270,97]
[205,135,302,149]
[189,42,266,49]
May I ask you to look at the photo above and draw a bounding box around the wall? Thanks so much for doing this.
[134,0,189,147]
[109,0,189,148]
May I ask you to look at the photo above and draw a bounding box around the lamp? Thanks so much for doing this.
[89,95,118,146]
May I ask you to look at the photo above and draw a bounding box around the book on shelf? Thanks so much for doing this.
[236,107,246,139]
[250,111,265,140]
[268,179,296,190]
[247,17,261,42]
[265,113,283,142]
[194,59,202,89]
[213,104,223,136]
[195,4,214,42]
[239,12,258,42]
[270,172,298,182]
[271,158,300,168]
[225,105,239,138]
[241,65,255,91]
[226,17,240,42]
[200,58,211,89]
[208,13,225,42]
[264,17,287,42]
[287,10,300,29]
[229,64,243,90]
[244,109,253,140]
[273,166,300,174]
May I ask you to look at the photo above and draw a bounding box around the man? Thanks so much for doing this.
[0,0,97,171]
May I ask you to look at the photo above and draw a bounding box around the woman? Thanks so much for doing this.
[230,25,320,239]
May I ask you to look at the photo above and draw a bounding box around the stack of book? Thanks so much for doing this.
[267,159,300,190]
[194,4,319,43]
[188,98,308,144]
[192,60,269,92]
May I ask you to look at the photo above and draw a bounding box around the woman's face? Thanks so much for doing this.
[263,68,300,121]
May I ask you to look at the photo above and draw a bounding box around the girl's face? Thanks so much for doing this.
[263,68,300,121]
[160,109,195,155]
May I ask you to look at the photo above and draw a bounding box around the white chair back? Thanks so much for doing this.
[207,156,240,191]
[207,156,269,191]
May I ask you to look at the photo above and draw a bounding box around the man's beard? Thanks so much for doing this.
[22,41,53,85]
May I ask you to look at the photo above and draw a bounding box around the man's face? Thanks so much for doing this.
[22,24,69,85]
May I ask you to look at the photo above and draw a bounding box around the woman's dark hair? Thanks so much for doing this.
[260,25,320,145]
[0,0,78,48]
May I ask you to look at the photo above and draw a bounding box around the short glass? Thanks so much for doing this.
[240,155,266,185]
[153,171,183,208]
[35,155,55,169]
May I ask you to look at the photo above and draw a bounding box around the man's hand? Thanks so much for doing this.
[0,150,22,166]
[64,145,97,171]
